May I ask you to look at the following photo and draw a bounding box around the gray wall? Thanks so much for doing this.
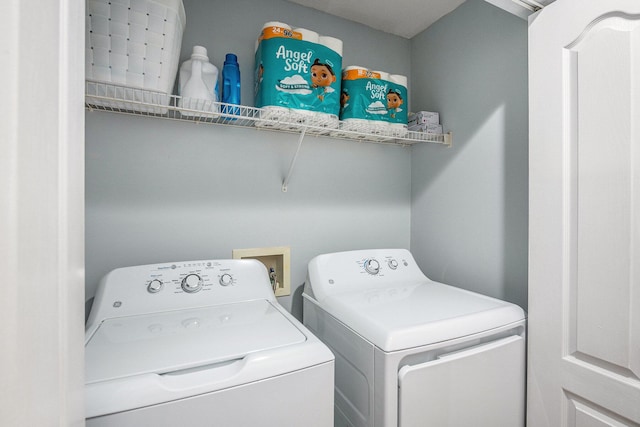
[85,114,411,318]
[85,0,413,319]
[85,0,530,318]
[409,0,529,309]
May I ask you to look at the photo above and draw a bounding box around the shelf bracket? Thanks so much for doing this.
[282,127,307,193]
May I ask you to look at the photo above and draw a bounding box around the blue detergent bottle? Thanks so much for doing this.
[222,53,241,117]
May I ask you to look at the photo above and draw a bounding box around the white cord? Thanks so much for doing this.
[282,127,307,192]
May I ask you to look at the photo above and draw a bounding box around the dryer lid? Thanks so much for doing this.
[317,281,525,352]
[85,300,306,384]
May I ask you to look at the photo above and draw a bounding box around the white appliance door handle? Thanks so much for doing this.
[436,335,523,361]
[159,357,248,390]
[398,335,523,377]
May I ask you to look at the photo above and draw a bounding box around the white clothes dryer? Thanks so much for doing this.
[85,259,334,427]
[303,249,526,427]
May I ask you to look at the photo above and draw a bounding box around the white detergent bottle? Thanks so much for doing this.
[179,46,219,117]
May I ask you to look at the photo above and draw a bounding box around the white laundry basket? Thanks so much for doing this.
[85,0,186,113]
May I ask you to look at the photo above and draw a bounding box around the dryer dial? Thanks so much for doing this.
[181,274,203,293]
[364,259,380,275]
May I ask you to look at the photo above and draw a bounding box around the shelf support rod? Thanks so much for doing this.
[282,127,307,192]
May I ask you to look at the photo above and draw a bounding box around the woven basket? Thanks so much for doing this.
[85,0,186,113]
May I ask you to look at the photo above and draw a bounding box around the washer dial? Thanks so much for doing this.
[219,273,233,286]
[364,259,380,275]
[147,279,163,293]
[388,259,399,270]
[181,274,203,293]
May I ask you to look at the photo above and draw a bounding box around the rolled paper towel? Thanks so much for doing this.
[257,22,291,51]
[341,118,371,132]
[364,70,391,133]
[262,21,291,32]
[371,70,390,81]
[388,74,408,135]
[339,65,367,121]
[343,65,368,72]
[319,36,343,56]
[341,118,389,136]
[293,27,319,43]
[256,21,293,127]
[370,119,390,133]
[290,108,315,123]
[257,106,291,129]
[342,65,369,80]
[312,111,339,129]
[390,74,408,87]
[319,114,339,129]
[287,28,317,120]
[260,21,292,41]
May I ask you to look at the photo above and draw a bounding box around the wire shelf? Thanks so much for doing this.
[85,81,452,147]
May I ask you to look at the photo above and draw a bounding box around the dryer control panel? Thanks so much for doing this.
[86,259,275,332]
[359,255,410,276]
[306,249,429,303]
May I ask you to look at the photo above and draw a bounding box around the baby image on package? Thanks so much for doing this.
[254,25,342,117]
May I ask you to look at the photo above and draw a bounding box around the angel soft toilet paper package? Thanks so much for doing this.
[339,68,407,126]
[254,23,342,118]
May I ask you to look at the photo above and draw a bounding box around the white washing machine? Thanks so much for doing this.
[85,259,334,426]
[302,249,526,427]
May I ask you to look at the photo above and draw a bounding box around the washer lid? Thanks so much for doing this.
[85,300,306,384]
[318,281,525,352]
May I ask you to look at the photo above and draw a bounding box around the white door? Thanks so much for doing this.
[528,0,640,426]
[0,0,85,425]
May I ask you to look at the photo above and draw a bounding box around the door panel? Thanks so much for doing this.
[529,1,640,426]
[398,336,525,427]
[569,15,640,375]
[565,392,639,427]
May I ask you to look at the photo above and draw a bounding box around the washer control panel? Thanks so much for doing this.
[87,259,275,328]
[138,260,245,297]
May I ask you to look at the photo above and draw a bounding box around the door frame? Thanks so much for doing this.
[0,0,85,425]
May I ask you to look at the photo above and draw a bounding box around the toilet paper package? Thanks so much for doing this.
[254,23,342,119]
[339,67,407,127]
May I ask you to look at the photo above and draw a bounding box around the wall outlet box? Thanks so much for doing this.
[232,246,291,297]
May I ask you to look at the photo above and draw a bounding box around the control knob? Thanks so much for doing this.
[364,259,380,275]
[181,274,203,293]
[219,273,233,286]
[147,279,163,293]
[388,259,399,270]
